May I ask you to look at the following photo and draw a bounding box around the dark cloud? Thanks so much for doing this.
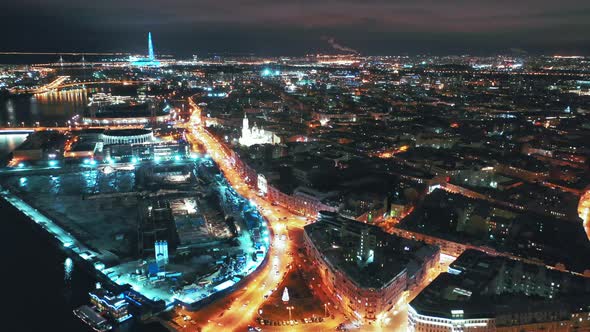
[1,0,589,55]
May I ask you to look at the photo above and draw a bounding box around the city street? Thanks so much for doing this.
[177,98,453,332]
[3,14,590,332]
[175,99,312,331]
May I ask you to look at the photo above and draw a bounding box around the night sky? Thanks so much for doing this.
[2,0,590,55]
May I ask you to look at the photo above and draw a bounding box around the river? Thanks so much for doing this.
[0,93,168,331]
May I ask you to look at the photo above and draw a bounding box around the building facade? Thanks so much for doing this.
[102,129,154,145]
[304,212,439,323]
[408,306,496,332]
[239,114,280,147]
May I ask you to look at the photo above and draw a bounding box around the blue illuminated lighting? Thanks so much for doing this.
[49,160,58,167]
[130,32,161,67]
[89,159,97,166]
[213,279,236,292]
[207,92,227,98]
[17,162,25,168]
[131,157,139,164]
[261,68,272,77]
[83,159,91,165]
[174,155,181,162]
[131,59,161,67]
[148,32,155,60]
[124,294,142,306]
[154,156,161,163]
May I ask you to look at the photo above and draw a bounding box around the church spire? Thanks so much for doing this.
[243,113,249,131]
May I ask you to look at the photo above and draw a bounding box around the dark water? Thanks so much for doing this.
[1,199,95,331]
[0,82,168,331]
[1,200,168,332]
[0,84,142,128]
[0,116,167,331]
[1,194,171,332]
[0,89,88,127]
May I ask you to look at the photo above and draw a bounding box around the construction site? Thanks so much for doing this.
[0,157,269,307]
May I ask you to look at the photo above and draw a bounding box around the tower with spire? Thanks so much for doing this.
[130,32,160,67]
[148,32,155,60]
[242,113,250,139]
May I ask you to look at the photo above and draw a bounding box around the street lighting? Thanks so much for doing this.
[286,306,294,322]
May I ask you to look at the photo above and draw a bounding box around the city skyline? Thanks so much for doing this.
[2,0,590,55]
[1,3,590,331]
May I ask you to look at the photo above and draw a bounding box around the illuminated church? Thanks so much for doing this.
[239,113,280,147]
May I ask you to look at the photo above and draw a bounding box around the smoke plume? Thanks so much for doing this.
[323,37,359,54]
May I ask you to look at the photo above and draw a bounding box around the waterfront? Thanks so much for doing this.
[0,134,167,332]
[1,45,590,332]
[0,198,167,332]
[0,90,87,127]
[0,120,270,331]
[0,84,143,128]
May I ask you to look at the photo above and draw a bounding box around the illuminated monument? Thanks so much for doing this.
[130,32,161,67]
[148,32,155,60]
[239,113,280,147]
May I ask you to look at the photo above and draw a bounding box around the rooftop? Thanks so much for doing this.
[304,211,438,289]
[102,128,153,137]
[410,249,590,320]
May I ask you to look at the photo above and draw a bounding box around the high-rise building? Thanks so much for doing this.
[130,32,161,67]
[148,32,155,61]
